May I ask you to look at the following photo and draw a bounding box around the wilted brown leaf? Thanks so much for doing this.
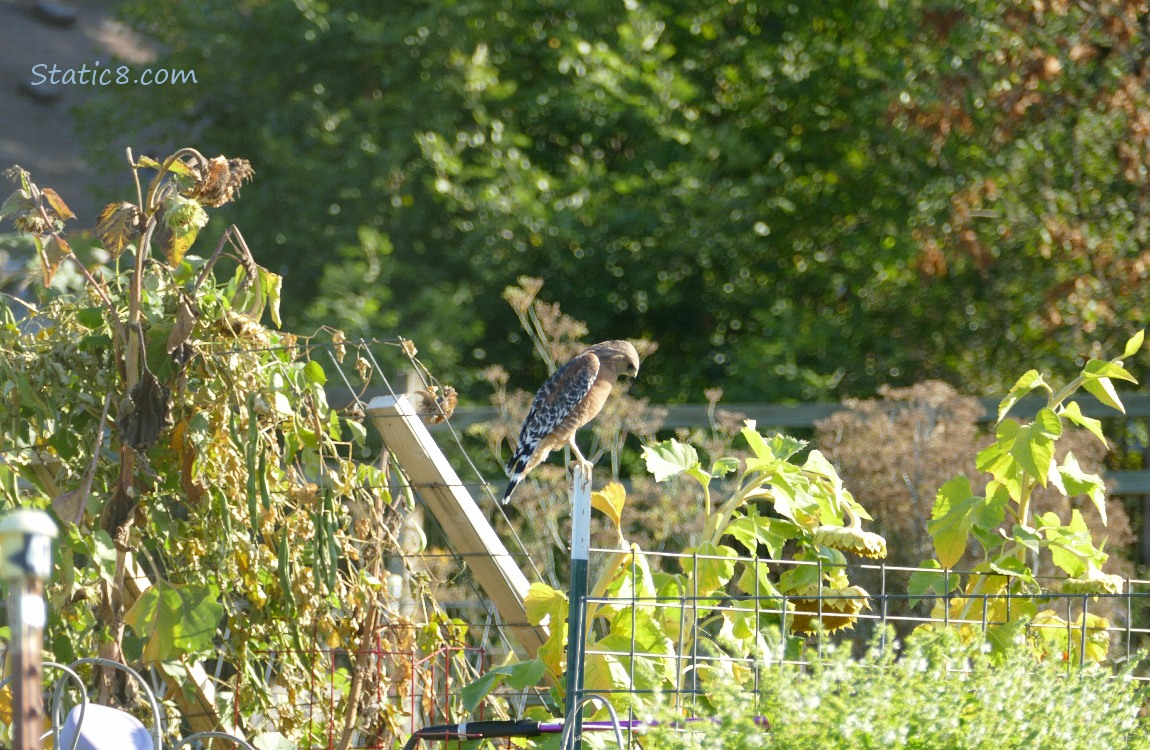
[182,155,255,207]
[117,369,173,450]
[39,234,71,286]
[41,187,75,221]
[96,202,143,259]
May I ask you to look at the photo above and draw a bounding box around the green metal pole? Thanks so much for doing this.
[563,464,592,750]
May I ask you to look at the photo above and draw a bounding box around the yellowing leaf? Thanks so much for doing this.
[0,684,12,725]
[40,187,75,221]
[591,482,626,531]
[96,201,142,259]
[524,582,567,629]
[39,233,71,287]
[161,223,200,268]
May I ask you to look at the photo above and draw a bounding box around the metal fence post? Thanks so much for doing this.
[0,510,58,750]
[564,464,593,750]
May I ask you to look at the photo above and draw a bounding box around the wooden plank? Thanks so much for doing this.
[366,395,547,657]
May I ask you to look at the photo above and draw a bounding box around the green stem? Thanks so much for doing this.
[705,474,765,546]
[1047,373,1085,412]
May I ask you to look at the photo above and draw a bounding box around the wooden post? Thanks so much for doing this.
[563,464,593,750]
[0,510,58,750]
[366,395,548,657]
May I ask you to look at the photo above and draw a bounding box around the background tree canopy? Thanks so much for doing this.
[84,0,1150,401]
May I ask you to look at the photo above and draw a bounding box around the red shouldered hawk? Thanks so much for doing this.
[502,340,640,505]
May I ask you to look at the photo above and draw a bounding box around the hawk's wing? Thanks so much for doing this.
[507,351,599,469]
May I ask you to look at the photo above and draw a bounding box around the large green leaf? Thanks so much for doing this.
[642,438,701,482]
[927,476,986,569]
[681,541,737,598]
[124,581,223,662]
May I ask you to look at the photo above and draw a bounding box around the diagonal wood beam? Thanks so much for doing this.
[366,395,547,657]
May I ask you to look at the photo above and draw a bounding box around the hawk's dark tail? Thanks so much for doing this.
[502,449,531,505]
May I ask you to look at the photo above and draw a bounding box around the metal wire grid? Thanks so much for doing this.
[577,544,1150,711]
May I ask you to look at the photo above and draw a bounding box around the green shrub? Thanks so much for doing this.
[643,631,1150,750]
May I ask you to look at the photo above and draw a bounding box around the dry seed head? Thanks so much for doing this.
[813,525,888,559]
[1061,568,1122,596]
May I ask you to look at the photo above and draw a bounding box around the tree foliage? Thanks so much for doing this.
[79,1,1144,402]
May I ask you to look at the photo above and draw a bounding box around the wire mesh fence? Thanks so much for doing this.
[575,544,1150,711]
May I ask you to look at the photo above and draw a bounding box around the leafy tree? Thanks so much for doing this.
[80,1,1147,404]
[81,1,936,401]
[896,2,1150,386]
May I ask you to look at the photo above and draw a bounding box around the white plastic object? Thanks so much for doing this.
[57,704,154,750]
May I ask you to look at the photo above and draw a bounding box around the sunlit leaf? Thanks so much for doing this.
[125,581,223,662]
[1057,452,1107,525]
[927,476,985,569]
[1082,358,1137,384]
[1060,400,1107,448]
[710,456,740,477]
[642,438,701,482]
[259,266,283,327]
[1123,330,1144,358]
[998,369,1045,422]
[1081,376,1124,413]
[591,482,626,531]
[524,582,567,629]
[1008,409,1060,486]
